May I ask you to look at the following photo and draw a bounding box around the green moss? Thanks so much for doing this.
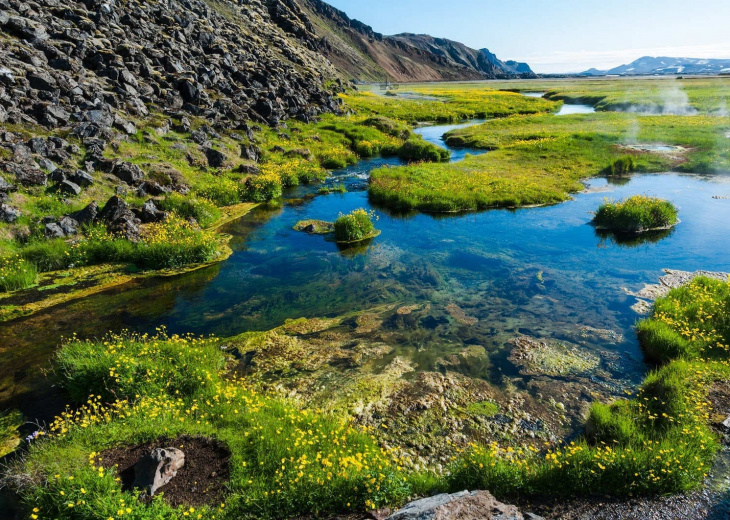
[293,220,334,235]
[466,401,499,418]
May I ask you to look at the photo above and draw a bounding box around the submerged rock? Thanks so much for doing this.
[293,219,334,234]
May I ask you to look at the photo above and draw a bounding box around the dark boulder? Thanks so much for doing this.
[44,222,66,238]
[58,179,82,196]
[27,72,57,91]
[204,147,228,168]
[112,162,145,185]
[241,144,261,162]
[98,196,141,241]
[135,200,168,223]
[70,202,99,225]
[0,175,16,193]
[5,163,47,187]
[69,170,94,187]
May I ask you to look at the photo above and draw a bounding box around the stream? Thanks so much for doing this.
[1,120,730,438]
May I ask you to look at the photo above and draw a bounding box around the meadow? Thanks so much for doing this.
[369,109,730,212]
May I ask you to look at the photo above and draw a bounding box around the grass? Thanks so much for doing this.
[9,331,413,519]
[156,194,222,228]
[344,88,557,123]
[5,217,219,286]
[369,109,730,212]
[398,139,450,162]
[593,196,679,233]
[0,255,38,292]
[333,209,378,243]
[448,277,730,498]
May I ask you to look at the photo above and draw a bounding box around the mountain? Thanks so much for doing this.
[299,0,535,82]
[0,0,534,136]
[580,56,730,76]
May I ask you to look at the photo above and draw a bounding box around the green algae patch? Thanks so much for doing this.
[509,336,601,377]
[293,219,334,235]
[0,410,23,458]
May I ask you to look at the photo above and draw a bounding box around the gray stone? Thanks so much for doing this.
[58,179,82,196]
[28,72,57,91]
[70,202,99,225]
[133,447,185,497]
[112,161,145,185]
[0,203,20,223]
[69,170,94,187]
[386,491,540,520]
[204,147,228,168]
[44,222,66,238]
[58,216,79,236]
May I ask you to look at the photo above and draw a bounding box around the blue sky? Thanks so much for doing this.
[324,0,730,73]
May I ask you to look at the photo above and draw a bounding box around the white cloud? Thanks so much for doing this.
[520,43,730,74]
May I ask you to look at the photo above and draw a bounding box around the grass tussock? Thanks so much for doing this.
[334,209,378,243]
[593,196,679,233]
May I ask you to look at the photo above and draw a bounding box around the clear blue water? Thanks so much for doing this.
[2,122,730,424]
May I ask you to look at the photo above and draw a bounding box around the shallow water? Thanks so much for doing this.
[2,124,730,427]
[522,92,547,98]
[556,103,597,115]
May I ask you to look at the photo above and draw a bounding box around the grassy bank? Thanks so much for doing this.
[369,110,730,212]
[593,196,679,233]
[343,88,557,123]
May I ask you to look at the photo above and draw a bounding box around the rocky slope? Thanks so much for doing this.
[299,0,535,82]
[0,0,345,134]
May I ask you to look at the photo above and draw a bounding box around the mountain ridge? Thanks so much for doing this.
[580,56,730,76]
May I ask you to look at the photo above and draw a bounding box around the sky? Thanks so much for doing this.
[323,0,730,73]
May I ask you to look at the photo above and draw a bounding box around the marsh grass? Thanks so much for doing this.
[0,255,38,292]
[156,194,222,228]
[370,109,729,212]
[593,196,679,233]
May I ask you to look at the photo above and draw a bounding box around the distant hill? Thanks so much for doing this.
[301,0,535,82]
[580,56,730,76]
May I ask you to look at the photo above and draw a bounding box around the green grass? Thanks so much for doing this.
[334,209,378,243]
[156,194,222,228]
[6,218,219,285]
[369,109,730,213]
[10,331,412,519]
[344,88,557,123]
[449,277,730,497]
[0,256,37,292]
[593,196,679,233]
[398,139,450,162]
